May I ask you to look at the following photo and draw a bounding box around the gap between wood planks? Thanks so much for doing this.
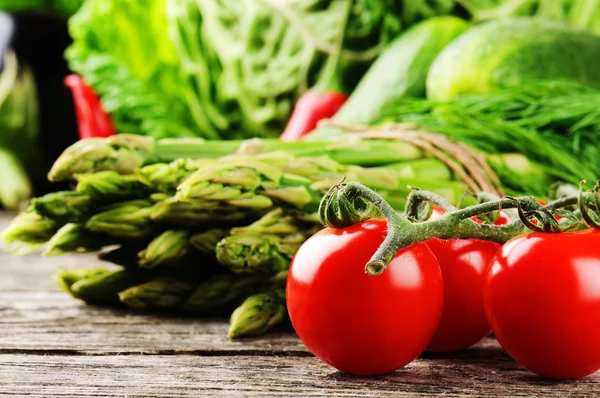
[0,348,314,357]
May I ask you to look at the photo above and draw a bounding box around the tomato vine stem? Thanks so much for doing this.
[319,181,592,276]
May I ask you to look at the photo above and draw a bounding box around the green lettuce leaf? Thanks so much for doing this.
[66,0,439,140]
[66,0,206,138]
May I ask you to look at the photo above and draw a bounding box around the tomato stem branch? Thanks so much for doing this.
[404,189,457,217]
[319,181,588,276]
[547,196,579,210]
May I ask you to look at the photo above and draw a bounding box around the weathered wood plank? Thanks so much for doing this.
[1,289,599,396]
[0,354,598,397]
[0,291,306,354]
[0,252,111,292]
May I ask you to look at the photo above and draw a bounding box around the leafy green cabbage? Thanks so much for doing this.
[66,0,452,140]
[66,0,202,139]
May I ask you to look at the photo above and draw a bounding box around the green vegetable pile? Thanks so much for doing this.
[5,0,600,339]
[65,0,409,139]
[2,130,549,337]
[311,16,600,199]
[57,0,600,140]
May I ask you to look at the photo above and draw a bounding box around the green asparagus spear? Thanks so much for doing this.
[228,289,287,338]
[118,277,197,311]
[177,161,277,205]
[86,200,155,240]
[176,156,460,215]
[215,209,319,274]
[189,229,229,254]
[138,230,190,268]
[44,223,112,256]
[48,134,157,182]
[55,268,113,298]
[266,153,345,176]
[151,196,259,226]
[2,211,58,253]
[76,171,149,201]
[268,153,413,191]
[176,161,323,212]
[69,268,152,304]
[30,191,95,223]
[227,208,313,235]
[216,235,292,274]
[99,245,147,268]
[48,134,423,181]
[137,159,199,193]
[386,158,453,180]
[180,274,268,315]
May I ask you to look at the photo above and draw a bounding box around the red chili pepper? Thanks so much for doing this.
[64,74,116,140]
[279,90,347,141]
[280,0,351,142]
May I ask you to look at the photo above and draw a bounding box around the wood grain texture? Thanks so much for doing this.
[1,353,599,397]
[1,212,600,397]
[0,291,307,355]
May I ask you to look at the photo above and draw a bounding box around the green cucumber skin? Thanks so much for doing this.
[332,16,471,126]
[427,18,600,100]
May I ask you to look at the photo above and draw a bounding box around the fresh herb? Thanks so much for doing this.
[378,81,600,195]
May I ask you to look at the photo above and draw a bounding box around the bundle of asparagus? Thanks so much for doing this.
[2,130,551,337]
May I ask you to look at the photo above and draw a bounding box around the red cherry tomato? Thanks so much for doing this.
[426,238,500,352]
[287,219,444,375]
[494,212,510,225]
[426,206,500,352]
[484,230,600,379]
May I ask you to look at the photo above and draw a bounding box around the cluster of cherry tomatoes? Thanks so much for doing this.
[286,208,600,379]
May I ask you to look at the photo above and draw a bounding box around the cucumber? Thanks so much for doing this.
[331,16,471,126]
[427,18,600,100]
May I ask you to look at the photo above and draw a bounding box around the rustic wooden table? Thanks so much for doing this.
[1,213,599,397]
